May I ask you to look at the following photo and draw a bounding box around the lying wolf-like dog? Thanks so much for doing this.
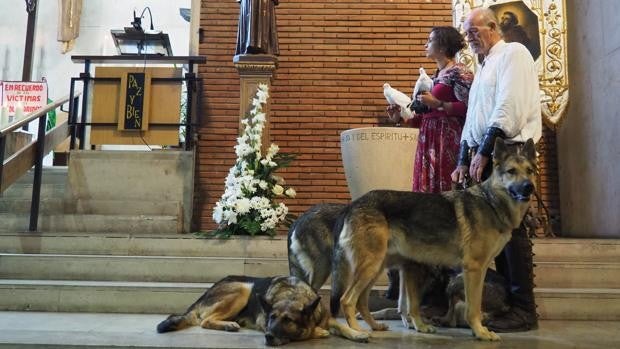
[436,270,509,328]
[330,138,536,341]
[156,275,369,346]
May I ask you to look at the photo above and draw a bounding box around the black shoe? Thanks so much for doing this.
[483,304,538,332]
[384,269,399,301]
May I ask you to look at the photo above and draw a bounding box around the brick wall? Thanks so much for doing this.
[195,0,560,234]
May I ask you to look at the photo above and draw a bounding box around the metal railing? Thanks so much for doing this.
[0,92,81,231]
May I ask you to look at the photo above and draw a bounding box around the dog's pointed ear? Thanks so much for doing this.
[493,137,508,162]
[259,295,272,313]
[522,138,536,161]
[302,296,321,316]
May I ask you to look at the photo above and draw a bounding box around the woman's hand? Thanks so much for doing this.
[386,104,401,123]
[417,91,442,109]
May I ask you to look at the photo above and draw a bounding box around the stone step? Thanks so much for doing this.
[0,183,66,199]
[2,252,618,289]
[536,288,620,321]
[0,197,66,214]
[1,234,618,261]
[71,199,182,216]
[0,279,389,315]
[12,167,69,184]
[1,279,618,321]
[0,232,289,258]
[533,238,620,262]
[0,198,182,216]
[0,279,210,314]
[0,214,179,234]
[534,261,620,289]
[0,254,289,283]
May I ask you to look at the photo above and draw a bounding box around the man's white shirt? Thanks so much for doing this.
[461,40,542,146]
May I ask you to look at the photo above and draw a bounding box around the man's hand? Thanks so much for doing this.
[386,104,401,123]
[469,153,489,182]
[451,165,469,184]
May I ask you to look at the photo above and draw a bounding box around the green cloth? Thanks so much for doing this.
[46,98,56,131]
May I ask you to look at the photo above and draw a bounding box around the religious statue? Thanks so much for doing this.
[58,0,83,53]
[235,0,279,56]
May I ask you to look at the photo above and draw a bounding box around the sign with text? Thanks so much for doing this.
[1,81,48,116]
[118,72,150,131]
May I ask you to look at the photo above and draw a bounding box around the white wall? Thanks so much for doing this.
[0,0,191,101]
[558,0,620,238]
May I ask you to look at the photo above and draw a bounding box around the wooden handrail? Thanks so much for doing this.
[0,92,81,137]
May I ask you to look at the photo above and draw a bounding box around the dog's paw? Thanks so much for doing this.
[314,328,330,338]
[371,322,389,331]
[473,327,500,341]
[406,317,436,333]
[415,323,436,334]
[350,330,370,343]
[223,322,241,332]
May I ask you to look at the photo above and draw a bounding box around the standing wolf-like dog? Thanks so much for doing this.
[288,203,451,316]
[156,275,368,346]
[287,204,508,330]
[330,138,537,341]
[288,203,346,290]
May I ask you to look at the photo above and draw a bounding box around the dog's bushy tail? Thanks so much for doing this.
[330,213,350,317]
[156,312,196,333]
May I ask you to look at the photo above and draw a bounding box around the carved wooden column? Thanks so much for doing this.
[233,54,278,147]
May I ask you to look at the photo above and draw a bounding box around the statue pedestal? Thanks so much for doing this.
[340,127,419,200]
[233,54,278,145]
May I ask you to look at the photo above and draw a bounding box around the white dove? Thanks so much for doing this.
[383,83,413,120]
[412,67,434,100]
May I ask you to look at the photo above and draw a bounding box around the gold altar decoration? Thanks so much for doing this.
[452,0,569,129]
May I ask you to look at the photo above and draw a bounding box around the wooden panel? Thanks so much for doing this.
[1,142,36,193]
[91,67,182,145]
[0,121,68,193]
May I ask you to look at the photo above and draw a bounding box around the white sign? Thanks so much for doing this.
[1,81,48,117]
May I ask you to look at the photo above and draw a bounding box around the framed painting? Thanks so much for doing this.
[453,0,569,129]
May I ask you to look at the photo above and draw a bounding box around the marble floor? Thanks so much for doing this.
[0,312,619,349]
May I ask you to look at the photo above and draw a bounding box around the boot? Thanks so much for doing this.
[484,224,539,332]
[384,269,400,301]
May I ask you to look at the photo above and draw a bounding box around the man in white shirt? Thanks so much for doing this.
[452,8,541,332]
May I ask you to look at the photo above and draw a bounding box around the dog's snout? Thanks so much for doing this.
[265,333,288,346]
[508,180,535,201]
[265,334,276,346]
[521,181,534,196]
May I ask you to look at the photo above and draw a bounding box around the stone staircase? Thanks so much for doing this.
[1,231,619,320]
[0,160,186,234]
[1,168,619,321]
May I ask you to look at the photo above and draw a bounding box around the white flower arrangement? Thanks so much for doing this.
[211,84,296,238]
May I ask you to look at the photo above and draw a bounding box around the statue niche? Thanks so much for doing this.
[235,0,279,56]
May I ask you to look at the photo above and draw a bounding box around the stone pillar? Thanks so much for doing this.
[233,54,278,147]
